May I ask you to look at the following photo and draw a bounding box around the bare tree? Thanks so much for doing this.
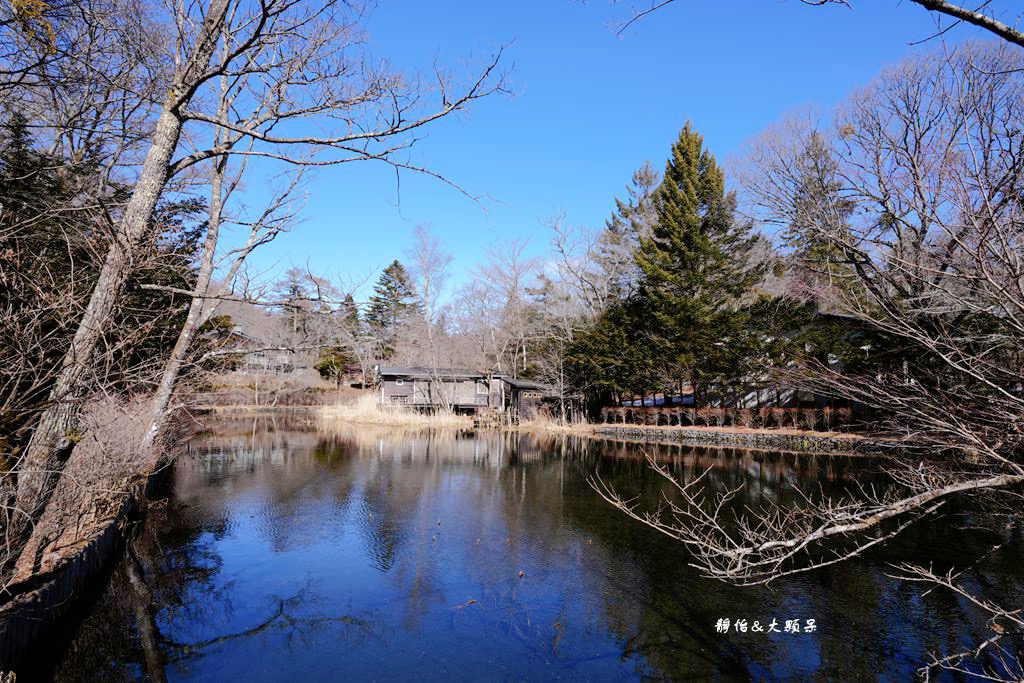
[406,225,453,327]
[527,273,585,421]
[6,0,507,570]
[609,0,1024,48]
[451,240,538,377]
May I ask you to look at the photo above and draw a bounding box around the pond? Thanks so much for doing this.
[38,418,1024,681]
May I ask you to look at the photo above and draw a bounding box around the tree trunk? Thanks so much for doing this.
[14,104,186,521]
[12,0,229,539]
[137,152,227,461]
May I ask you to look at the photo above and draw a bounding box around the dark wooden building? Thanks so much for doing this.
[375,366,549,420]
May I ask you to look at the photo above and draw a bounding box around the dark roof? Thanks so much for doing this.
[377,366,482,380]
[499,377,550,391]
[376,367,552,392]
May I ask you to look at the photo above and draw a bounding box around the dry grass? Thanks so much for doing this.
[318,393,473,428]
[517,412,596,435]
[9,396,154,583]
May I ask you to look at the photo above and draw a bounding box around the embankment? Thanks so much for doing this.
[0,399,189,672]
[0,471,164,670]
[592,425,883,454]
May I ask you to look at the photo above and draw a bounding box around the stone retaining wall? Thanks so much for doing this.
[594,426,881,454]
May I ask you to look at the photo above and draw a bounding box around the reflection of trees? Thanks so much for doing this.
[510,435,1024,680]
[52,492,391,681]
[46,423,1024,680]
[49,501,222,681]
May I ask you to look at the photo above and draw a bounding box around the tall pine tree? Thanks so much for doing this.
[598,162,661,299]
[365,260,418,359]
[634,122,764,404]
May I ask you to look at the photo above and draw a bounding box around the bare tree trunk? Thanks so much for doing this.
[13,0,229,530]
[137,152,227,460]
[14,106,184,516]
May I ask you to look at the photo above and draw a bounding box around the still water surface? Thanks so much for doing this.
[47,418,1024,681]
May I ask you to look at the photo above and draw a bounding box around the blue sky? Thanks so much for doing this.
[238,0,999,297]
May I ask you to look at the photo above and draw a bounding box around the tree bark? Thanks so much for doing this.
[14,104,185,520]
[13,0,230,535]
[137,151,227,461]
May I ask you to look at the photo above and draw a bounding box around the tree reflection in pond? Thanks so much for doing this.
[43,419,1024,681]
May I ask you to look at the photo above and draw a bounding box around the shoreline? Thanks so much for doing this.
[192,404,887,455]
[589,424,883,455]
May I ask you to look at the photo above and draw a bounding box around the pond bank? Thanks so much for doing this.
[0,401,196,672]
[0,468,166,671]
[192,404,885,455]
[591,425,882,454]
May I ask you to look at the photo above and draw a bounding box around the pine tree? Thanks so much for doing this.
[781,131,857,285]
[633,122,765,404]
[365,260,418,359]
[598,162,661,298]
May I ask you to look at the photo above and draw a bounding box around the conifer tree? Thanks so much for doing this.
[365,260,418,359]
[598,162,661,298]
[634,122,764,404]
[781,131,858,287]
[340,293,361,328]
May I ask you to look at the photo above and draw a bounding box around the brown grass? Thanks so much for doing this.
[318,394,473,428]
[10,396,154,583]
[517,412,596,435]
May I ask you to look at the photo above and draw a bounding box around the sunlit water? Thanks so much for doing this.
[39,417,1024,681]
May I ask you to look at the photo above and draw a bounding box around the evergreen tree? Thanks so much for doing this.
[781,131,858,288]
[365,260,418,359]
[598,162,661,298]
[633,122,765,404]
[567,299,658,407]
[340,293,361,328]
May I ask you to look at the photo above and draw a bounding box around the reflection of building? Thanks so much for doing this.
[375,366,549,420]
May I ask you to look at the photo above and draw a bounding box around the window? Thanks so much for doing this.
[477,381,488,394]
[395,379,404,385]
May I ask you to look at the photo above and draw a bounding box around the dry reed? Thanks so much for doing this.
[517,411,595,435]
[318,394,473,428]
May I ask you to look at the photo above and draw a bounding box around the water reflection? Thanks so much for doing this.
[41,417,1024,681]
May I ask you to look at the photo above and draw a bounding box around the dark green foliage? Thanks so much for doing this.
[0,113,204,447]
[631,122,765,403]
[567,300,657,400]
[118,196,207,382]
[365,260,417,358]
[315,347,357,386]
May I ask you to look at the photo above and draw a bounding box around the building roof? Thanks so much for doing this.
[498,377,549,391]
[375,367,552,392]
[377,366,482,380]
